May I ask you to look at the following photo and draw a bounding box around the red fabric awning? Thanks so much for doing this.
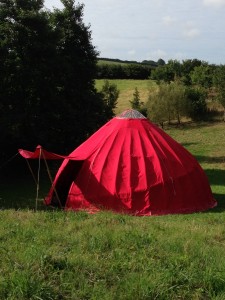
[18,145,66,160]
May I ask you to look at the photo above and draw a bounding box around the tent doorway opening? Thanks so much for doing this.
[50,160,84,207]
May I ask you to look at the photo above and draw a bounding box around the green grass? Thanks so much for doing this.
[1,117,225,298]
[97,59,130,66]
[96,79,157,113]
[166,122,225,213]
[1,210,225,299]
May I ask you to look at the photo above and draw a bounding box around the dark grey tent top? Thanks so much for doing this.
[116,109,146,119]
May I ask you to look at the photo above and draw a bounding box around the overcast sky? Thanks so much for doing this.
[44,0,225,64]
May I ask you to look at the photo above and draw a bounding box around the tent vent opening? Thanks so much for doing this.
[116,109,146,119]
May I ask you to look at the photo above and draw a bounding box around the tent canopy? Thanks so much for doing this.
[18,145,65,160]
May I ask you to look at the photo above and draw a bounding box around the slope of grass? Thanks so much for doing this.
[166,122,225,211]
[1,121,225,299]
[96,79,157,113]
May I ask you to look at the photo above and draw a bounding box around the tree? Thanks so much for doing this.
[130,87,142,109]
[49,0,108,151]
[213,65,225,121]
[146,82,187,126]
[184,87,207,121]
[0,0,109,163]
[146,83,172,127]
[150,64,174,83]
[157,58,166,66]
[167,59,182,79]
[190,64,215,89]
[0,0,59,159]
[100,80,119,118]
[129,87,147,116]
[169,82,187,124]
[181,59,202,85]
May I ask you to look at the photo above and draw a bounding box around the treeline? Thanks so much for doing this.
[141,59,225,126]
[96,63,152,79]
[98,57,165,67]
[96,58,166,79]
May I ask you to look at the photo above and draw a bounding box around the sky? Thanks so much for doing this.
[44,0,225,64]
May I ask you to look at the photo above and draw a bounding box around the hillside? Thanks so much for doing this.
[98,57,160,67]
[95,79,158,113]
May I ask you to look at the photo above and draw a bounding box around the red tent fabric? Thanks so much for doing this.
[44,109,217,215]
[19,145,65,160]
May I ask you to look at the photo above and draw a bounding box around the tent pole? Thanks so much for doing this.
[42,152,63,209]
[35,148,41,212]
[25,159,38,186]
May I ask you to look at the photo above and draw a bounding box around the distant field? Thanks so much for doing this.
[97,60,130,66]
[96,79,158,113]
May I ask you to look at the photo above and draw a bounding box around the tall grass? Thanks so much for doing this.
[1,114,225,299]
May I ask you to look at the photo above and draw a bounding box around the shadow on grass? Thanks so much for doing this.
[165,120,224,130]
[0,171,53,211]
[211,193,225,213]
[181,142,199,148]
[204,168,225,186]
[195,155,225,165]
[0,158,61,210]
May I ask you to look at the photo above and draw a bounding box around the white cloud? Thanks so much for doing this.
[127,50,136,57]
[172,52,188,61]
[162,16,176,26]
[183,28,201,38]
[182,21,201,39]
[203,0,225,7]
[147,49,167,61]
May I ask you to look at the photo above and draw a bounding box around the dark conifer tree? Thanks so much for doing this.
[0,0,110,163]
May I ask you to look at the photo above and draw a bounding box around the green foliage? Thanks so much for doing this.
[0,0,108,162]
[146,82,186,126]
[146,80,210,124]
[151,64,175,83]
[129,87,147,116]
[181,59,203,85]
[130,87,142,109]
[100,80,119,117]
[0,0,57,155]
[151,59,205,86]
[184,87,208,121]
[190,64,215,88]
[157,58,166,66]
[213,65,225,120]
[97,63,151,79]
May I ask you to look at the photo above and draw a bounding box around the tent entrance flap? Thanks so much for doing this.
[50,160,84,207]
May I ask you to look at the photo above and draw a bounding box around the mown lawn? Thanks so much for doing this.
[0,122,225,299]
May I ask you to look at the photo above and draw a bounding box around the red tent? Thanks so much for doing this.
[44,109,216,215]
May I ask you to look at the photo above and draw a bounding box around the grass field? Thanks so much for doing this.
[1,96,225,299]
[96,79,157,113]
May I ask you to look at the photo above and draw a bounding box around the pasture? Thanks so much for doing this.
[1,89,225,299]
[95,79,157,113]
